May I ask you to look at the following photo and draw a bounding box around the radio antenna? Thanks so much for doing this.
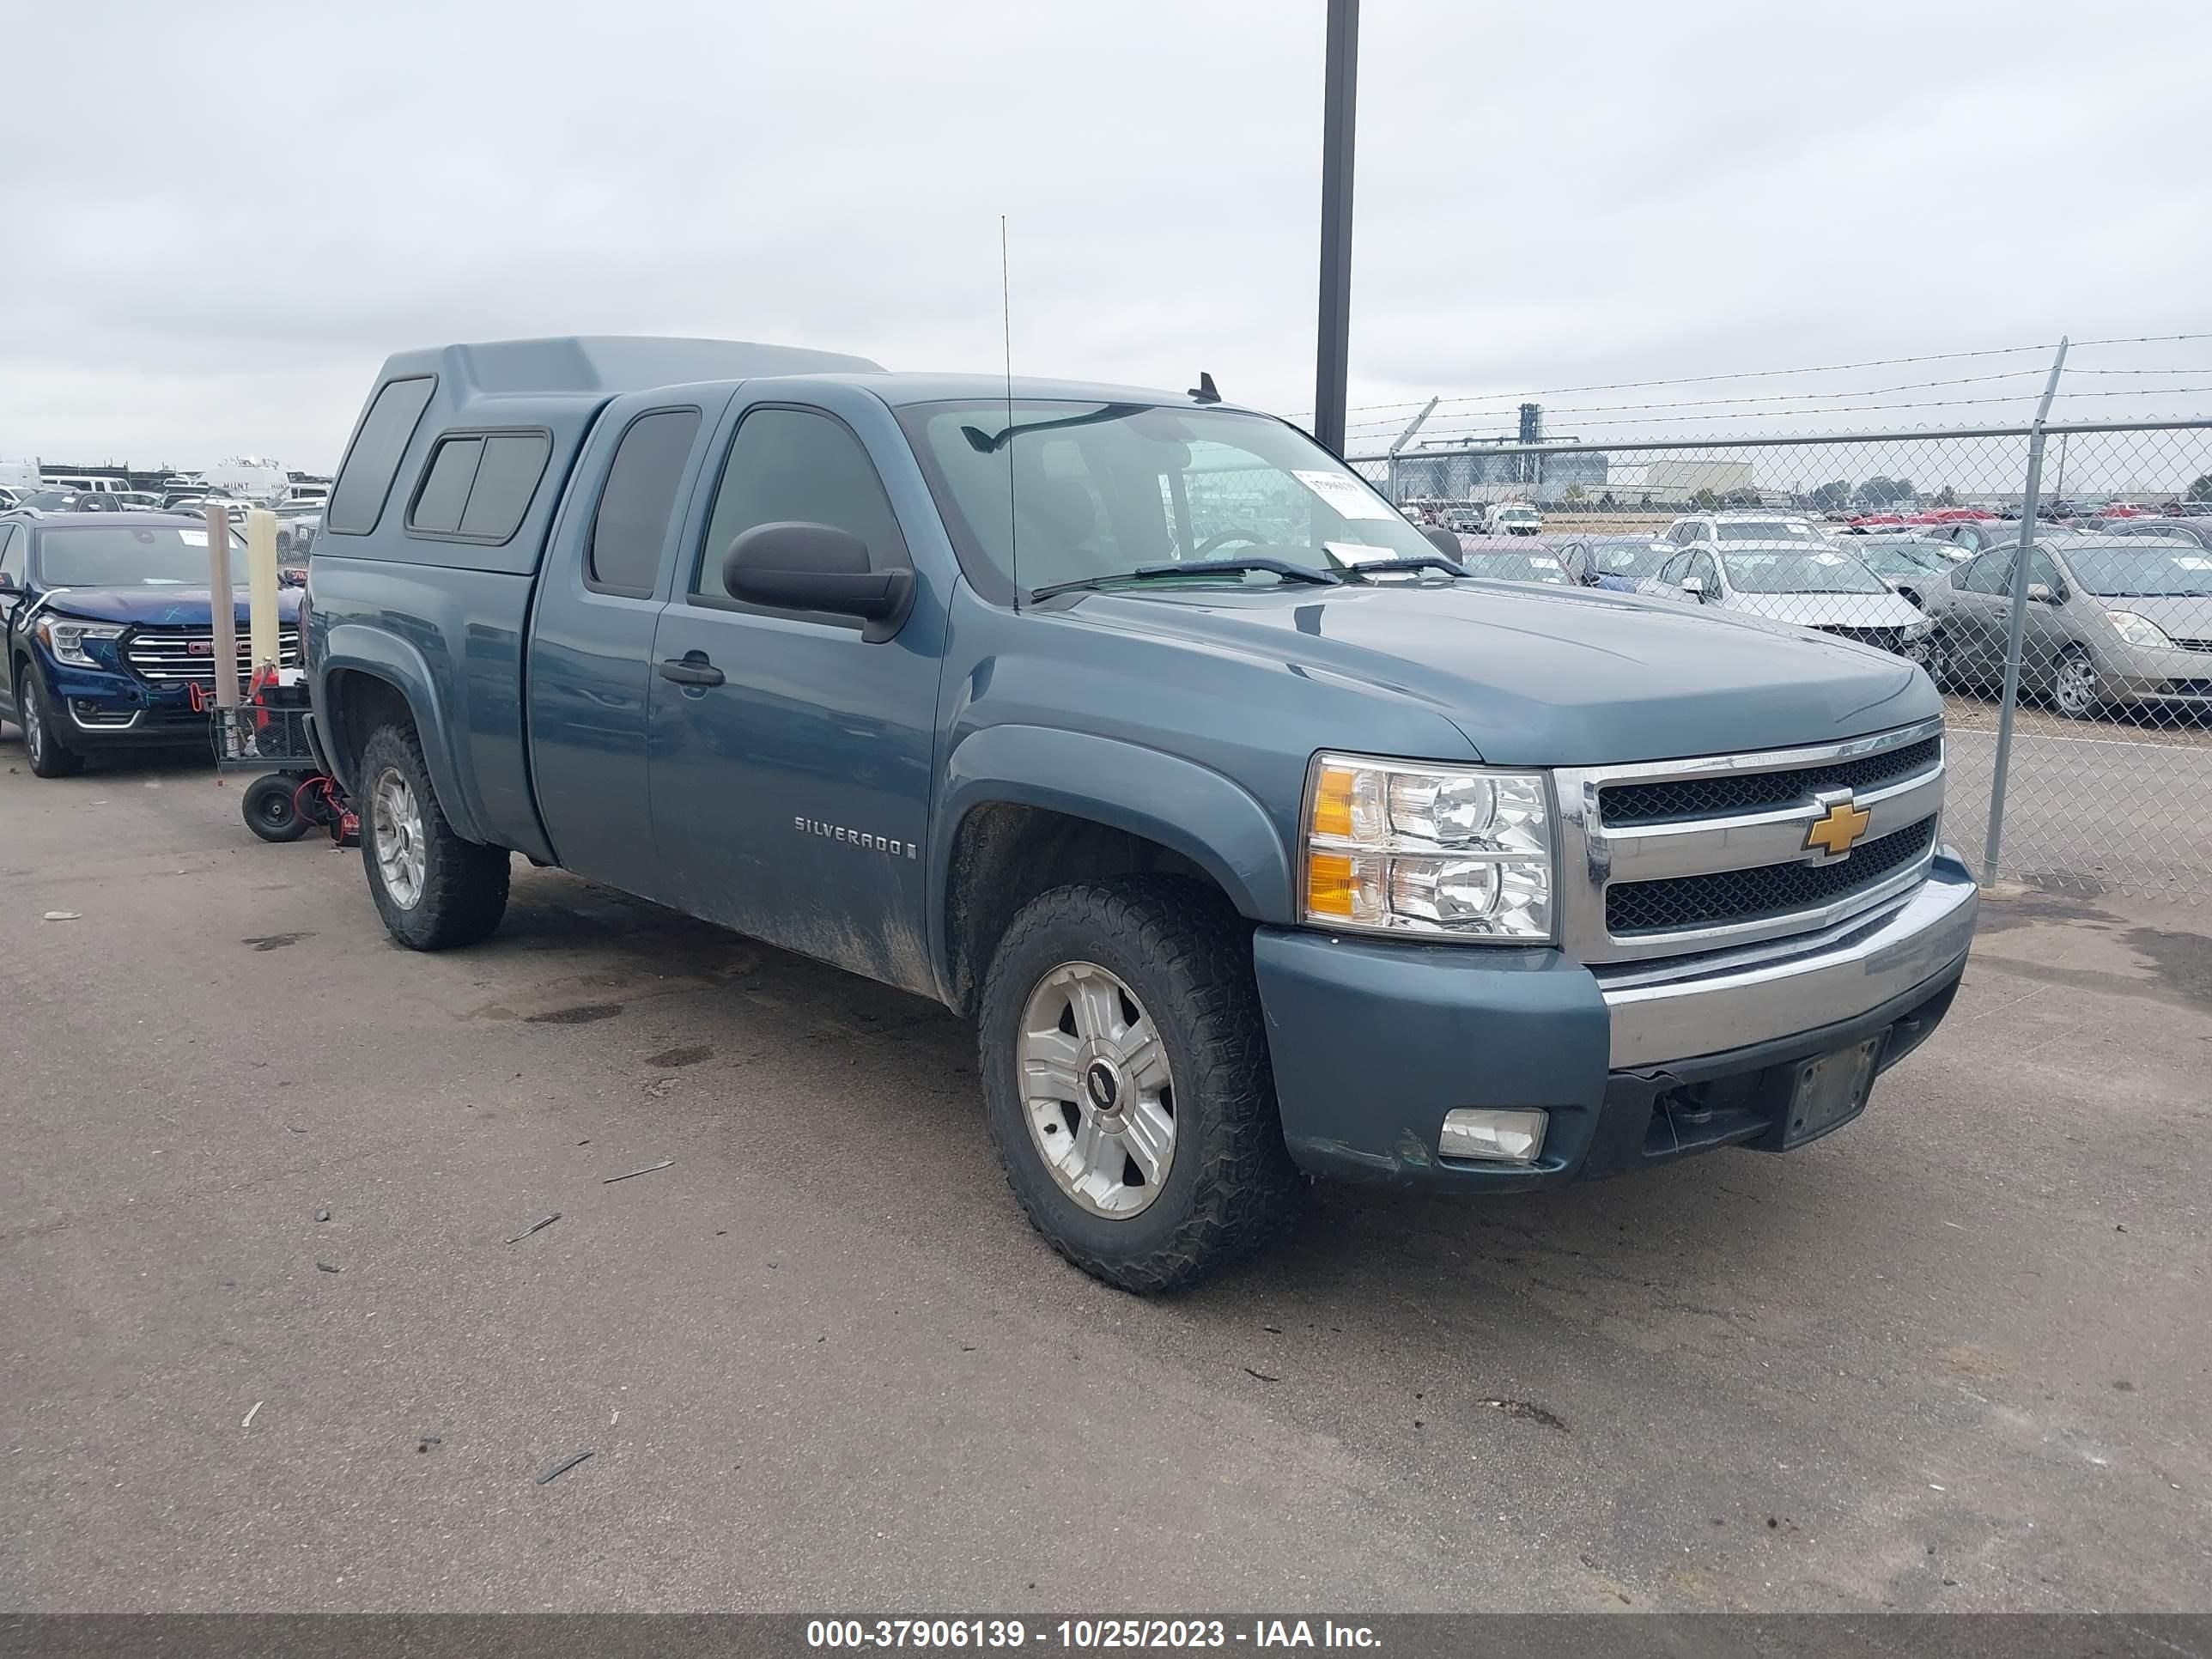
[1000,215,1018,609]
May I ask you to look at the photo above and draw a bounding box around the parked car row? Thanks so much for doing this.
[1437,512,2212,724]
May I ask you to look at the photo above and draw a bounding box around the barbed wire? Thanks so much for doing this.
[1382,386,2212,443]
[1329,339,2072,419]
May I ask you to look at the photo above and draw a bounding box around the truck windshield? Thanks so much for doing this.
[34,524,248,586]
[898,400,1438,599]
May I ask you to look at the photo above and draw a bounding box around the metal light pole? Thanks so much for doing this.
[1313,0,1358,456]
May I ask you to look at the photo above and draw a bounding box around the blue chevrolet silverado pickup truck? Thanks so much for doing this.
[303,337,1977,1291]
[1,511,301,776]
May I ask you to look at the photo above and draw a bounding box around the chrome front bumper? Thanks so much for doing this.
[1594,852,1978,1069]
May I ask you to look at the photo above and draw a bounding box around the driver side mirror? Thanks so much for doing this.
[1679,574,1707,599]
[2027,581,2062,604]
[1420,526,1462,558]
[723,521,913,642]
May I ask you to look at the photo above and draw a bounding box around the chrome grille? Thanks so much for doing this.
[124,624,301,684]
[1607,818,1936,935]
[1599,736,1941,825]
[2170,637,2212,654]
[1813,624,1907,656]
[1554,718,1947,965]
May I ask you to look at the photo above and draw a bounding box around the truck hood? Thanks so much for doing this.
[1723,591,1928,629]
[1058,580,1937,767]
[36,587,304,627]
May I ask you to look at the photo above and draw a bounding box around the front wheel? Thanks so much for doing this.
[1917,629,1953,688]
[978,876,1304,1293]
[357,723,510,949]
[241,773,309,842]
[16,666,86,779]
[2051,645,2104,720]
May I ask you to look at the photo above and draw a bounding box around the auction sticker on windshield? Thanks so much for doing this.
[1293,470,1399,520]
[1323,541,1398,565]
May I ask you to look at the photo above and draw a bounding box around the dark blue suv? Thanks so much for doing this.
[0,512,301,776]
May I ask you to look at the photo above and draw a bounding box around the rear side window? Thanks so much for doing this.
[326,376,435,534]
[1961,551,2013,594]
[407,431,550,543]
[587,409,701,596]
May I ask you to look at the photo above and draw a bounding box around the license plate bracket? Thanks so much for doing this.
[1782,1036,1883,1148]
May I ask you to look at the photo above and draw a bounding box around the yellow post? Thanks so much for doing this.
[204,504,240,708]
[246,507,280,674]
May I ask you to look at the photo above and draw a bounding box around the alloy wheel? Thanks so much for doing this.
[1017,961,1176,1219]
[371,767,428,908]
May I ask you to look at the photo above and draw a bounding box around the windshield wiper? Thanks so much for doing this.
[1337,556,1470,581]
[1030,558,1343,600]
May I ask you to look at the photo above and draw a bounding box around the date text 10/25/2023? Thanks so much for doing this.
[805,1620,1382,1650]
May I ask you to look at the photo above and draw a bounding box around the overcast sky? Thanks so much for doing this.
[3,0,2209,472]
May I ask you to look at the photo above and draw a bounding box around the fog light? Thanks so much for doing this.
[1439,1108,1548,1164]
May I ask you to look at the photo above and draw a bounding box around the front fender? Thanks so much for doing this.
[933,724,1295,981]
[315,623,486,844]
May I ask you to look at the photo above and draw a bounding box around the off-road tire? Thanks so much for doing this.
[17,662,86,779]
[358,721,509,949]
[978,876,1305,1293]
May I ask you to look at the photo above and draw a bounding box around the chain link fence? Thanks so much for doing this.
[1350,417,2212,905]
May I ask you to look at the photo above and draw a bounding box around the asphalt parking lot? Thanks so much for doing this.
[4,742,2208,1613]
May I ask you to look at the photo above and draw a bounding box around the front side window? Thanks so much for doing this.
[587,409,701,596]
[897,400,1437,600]
[695,408,906,602]
[327,376,435,534]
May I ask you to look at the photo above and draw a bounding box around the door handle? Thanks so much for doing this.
[658,653,725,688]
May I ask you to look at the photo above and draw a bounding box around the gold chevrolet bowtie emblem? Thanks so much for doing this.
[1806,798,1872,858]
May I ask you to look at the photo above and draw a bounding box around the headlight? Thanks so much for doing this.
[2106,610,2173,649]
[35,617,127,668]
[1303,754,1553,940]
[1900,617,1934,637]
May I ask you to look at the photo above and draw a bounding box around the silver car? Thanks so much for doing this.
[1922,537,2212,719]
[1650,541,1934,663]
